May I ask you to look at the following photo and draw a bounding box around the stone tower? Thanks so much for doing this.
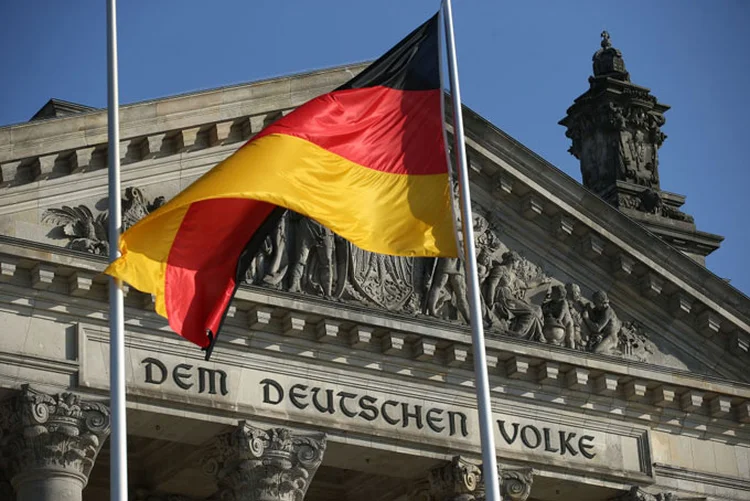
[560,31,723,265]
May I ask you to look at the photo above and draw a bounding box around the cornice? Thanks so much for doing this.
[448,112,750,361]
[0,63,369,164]
[0,236,749,434]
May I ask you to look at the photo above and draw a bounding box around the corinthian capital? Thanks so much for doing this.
[0,385,110,487]
[499,468,534,501]
[614,486,678,501]
[427,456,484,501]
[201,421,326,501]
[419,458,534,501]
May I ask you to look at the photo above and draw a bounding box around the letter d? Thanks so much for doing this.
[260,378,284,405]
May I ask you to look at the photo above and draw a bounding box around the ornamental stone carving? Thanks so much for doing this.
[43,190,666,364]
[0,385,110,500]
[499,468,534,501]
[200,421,326,501]
[427,456,484,501]
[559,32,698,225]
[613,486,678,501]
[41,186,165,255]
[417,457,533,501]
[243,208,661,363]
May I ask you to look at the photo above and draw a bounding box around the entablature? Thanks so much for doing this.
[0,237,749,436]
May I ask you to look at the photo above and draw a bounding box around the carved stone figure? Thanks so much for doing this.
[426,257,470,323]
[201,421,326,501]
[249,210,289,286]
[121,187,166,229]
[41,192,663,364]
[617,321,657,362]
[564,283,589,349]
[41,205,109,254]
[425,213,498,324]
[41,186,164,255]
[582,291,622,355]
[288,213,338,298]
[484,251,548,340]
[541,285,576,348]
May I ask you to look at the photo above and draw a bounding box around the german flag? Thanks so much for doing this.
[105,13,456,354]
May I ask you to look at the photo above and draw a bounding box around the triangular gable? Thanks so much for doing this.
[0,64,748,382]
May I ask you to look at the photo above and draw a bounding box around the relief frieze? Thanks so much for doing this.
[245,208,661,363]
[44,192,665,364]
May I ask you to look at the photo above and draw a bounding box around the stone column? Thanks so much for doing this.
[0,385,111,501]
[200,420,326,501]
[413,456,534,501]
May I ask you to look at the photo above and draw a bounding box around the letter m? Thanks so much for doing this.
[198,367,229,396]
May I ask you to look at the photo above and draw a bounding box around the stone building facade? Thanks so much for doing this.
[0,34,748,501]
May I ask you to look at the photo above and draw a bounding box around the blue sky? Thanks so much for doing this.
[1,1,748,295]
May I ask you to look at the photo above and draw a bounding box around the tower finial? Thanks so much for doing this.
[592,30,629,81]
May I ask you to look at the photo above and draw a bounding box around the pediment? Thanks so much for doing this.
[0,65,748,385]
[20,176,748,385]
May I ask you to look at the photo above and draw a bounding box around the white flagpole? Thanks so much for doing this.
[441,1,502,500]
[107,0,129,499]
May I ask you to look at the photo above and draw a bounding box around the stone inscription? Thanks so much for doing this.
[497,420,596,459]
[260,378,469,438]
[139,357,600,460]
[141,357,229,396]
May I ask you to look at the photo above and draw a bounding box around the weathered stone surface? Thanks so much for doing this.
[499,468,533,501]
[40,188,684,367]
[612,486,678,501]
[559,32,723,262]
[425,457,533,501]
[201,421,326,501]
[41,186,164,255]
[0,385,110,500]
[560,32,669,203]
[427,456,483,501]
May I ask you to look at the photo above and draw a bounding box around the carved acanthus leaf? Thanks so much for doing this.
[614,486,679,501]
[0,385,110,484]
[201,421,326,501]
